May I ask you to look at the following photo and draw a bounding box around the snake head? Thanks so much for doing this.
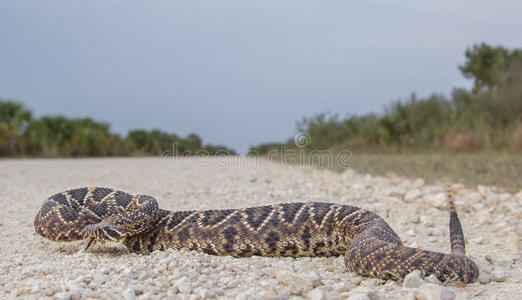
[83,221,126,250]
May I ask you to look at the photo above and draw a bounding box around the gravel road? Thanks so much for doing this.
[0,157,520,299]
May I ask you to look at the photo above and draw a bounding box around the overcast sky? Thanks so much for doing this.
[1,1,521,150]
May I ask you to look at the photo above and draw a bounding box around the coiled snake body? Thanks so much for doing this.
[34,187,479,282]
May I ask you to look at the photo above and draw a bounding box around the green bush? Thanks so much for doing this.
[0,101,235,157]
[0,101,32,155]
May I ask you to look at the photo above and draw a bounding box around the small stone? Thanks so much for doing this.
[477,185,491,197]
[351,277,363,285]
[288,277,310,295]
[210,288,224,297]
[475,211,490,225]
[478,273,491,284]
[471,237,485,245]
[504,233,519,252]
[54,292,72,300]
[414,283,455,300]
[197,288,209,298]
[276,272,313,295]
[413,178,425,187]
[167,260,178,271]
[29,279,41,293]
[123,268,138,280]
[352,183,366,190]
[405,189,422,202]
[129,285,144,296]
[175,277,193,294]
[424,193,446,210]
[403,270,424,288]
[383,280,398,289]
[69,289,83,300]
[307,288,325,300]
[491,267,506,282]
[228,263,247,273]
[123,288,136,300]
[407,215,421,224]
[234,287,257,300]
[348,293,371,300]
[304,272,322,288]
[348,294,371,300]
[476,257,494,275]
[397,289,416,300]
[360,279,379,287]
[227,279,240,289]
[367,290,386,300]
[422,275,440,285]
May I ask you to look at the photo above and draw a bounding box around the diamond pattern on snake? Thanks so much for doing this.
[34,187,479,282]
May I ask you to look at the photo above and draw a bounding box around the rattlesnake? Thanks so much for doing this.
[34,187,479,282]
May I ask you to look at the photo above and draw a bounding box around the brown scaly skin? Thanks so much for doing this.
[34,187,479,282]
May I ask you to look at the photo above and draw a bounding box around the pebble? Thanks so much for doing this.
[414,283,455,300]
[478,273,491,284]
[307,288,325,300]
[471,237,485,245]
[423,193,447,210]
[504,233,519,252]
[348,294,371,300]
[404,189,422,202]
[360,279,379,287]
[403,270,424,288]
[424,275,441,285]
[304,272,322,288]
[475,212,490,225]
[123,288,136,300]
[128,284,144,295]
[413,178,425,187]
[53,292,72,300]
[175,277,193,294]
[407,215,421,224]
[491,267,506,282]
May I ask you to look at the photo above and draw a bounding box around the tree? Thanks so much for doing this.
[0,100,32,155]
[459,43,511,92]
[183,133,202,153]
[69,118,120,156]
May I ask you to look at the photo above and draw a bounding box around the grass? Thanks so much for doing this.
[344,152,522,192]
[269,151,522,192]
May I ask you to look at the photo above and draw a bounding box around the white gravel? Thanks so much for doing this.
[0,157,520,299]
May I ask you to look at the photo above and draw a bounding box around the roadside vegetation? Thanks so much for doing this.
[251,44,522,154]
[344,152,521,192]
[262,150,521,191]
[0,102,235,157]
[249,43,522,191]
